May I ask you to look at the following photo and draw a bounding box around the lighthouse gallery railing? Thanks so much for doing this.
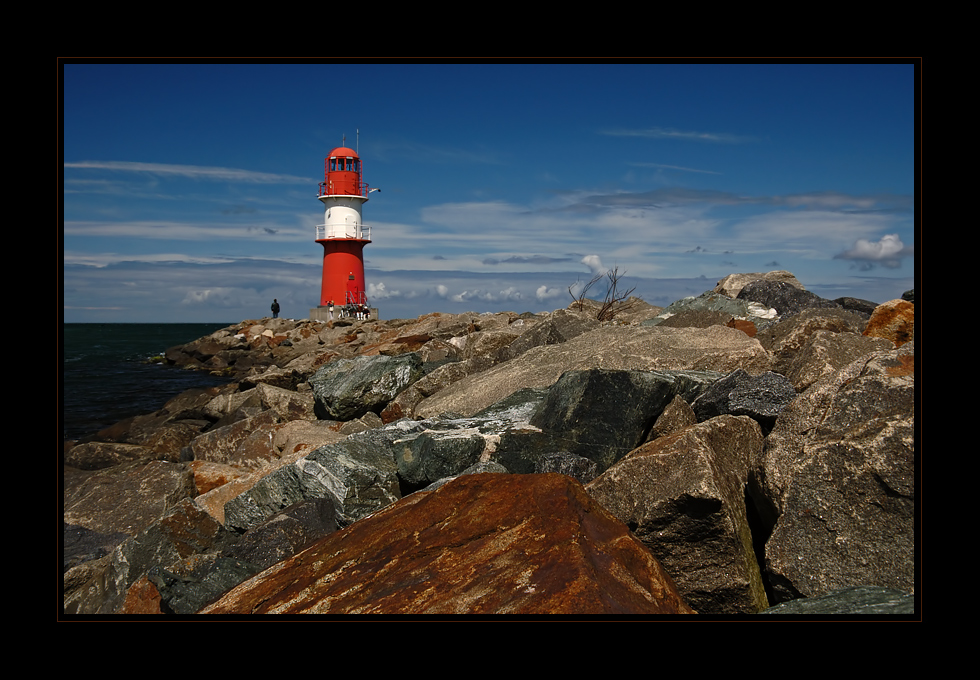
[315,224,371,241]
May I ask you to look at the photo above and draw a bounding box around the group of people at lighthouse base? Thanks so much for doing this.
[327,300,371,321]
[269,299,372,322]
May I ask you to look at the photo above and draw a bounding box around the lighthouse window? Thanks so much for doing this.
[330,158,337,171]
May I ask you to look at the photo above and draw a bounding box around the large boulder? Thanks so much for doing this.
[201,474,696,615]
[529,368,724,471]
[749,342,915,603]
[587,415,768,614]
[713,271,804,298]
[64,441,150,470]
[756,307,870,370]
[503,308,600,360]
[63,459,197,536]
[64,498,239,614]
[863,299,915,347]
[184,409,283,469]
[783,330,895,393]
[308,353,424,421]
[224,497,341,572]
[736,279,841,318]
[643,292,780,331]
[415,325,772,419]
[222,430,403,532]
[691,369,798,434]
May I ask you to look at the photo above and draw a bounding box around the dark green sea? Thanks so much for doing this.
[62,323,235,441]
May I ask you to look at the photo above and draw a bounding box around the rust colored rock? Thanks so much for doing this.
[188,460,246,495]
[118,576,164,614]
[201,473,695,615]
[863,299,914,347]
[726,318,757,337]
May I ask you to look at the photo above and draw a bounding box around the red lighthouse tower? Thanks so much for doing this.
[314,144,376,318]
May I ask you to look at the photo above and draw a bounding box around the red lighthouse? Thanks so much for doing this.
[314,144,376,318]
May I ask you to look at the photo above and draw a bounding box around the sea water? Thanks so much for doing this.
[62,323,234,441]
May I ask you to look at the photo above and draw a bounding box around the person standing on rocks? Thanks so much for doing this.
[271,299,280,319]
[329,300,334,321]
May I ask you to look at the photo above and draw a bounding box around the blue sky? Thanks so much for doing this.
[62,61,917,323]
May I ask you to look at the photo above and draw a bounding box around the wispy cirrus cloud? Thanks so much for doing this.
[64,160,308,184]
[63,220,306,241]
[601,127,757,144]
[629,161,722,175]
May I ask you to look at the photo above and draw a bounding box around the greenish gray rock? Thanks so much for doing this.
[758,586,915,615]
[642,291,780,330]
[531,368,725,471]
[309,353,424,421]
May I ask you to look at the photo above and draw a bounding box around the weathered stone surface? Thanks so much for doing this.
[587,415,768,614]
[395,428,489,487]
[118,575,164,614]
[187,460,247,495]
[758,586,915,615]
[239,365,305,391]
[193,449,312,525]
[784,330,894,392]
[380,360,470,422]
[461,328,521,370]
[691,369,797,433]
[645,292,780,330]
[201,474,696,615]
[713,271,804,298]
[833,297,880,318]
[185,409,283,469]
[530,368,725,470]
[415,325,771,419]
[749,343,915,603]
[147,556,262,615]
[222,432,402,532]
[309,353,424,420]
[224,497,341,572]
[63,459,197,536]
[756,307,870,371]
[64,498,239,614]
[646,395,698,442]
[533,451,600,485]
[381,388,549,488]
[736,279,841,317]
[504,308,600,360]
[863,299,914,347]
[270,419,348,457]
[656,309,734,329]
[64,441,150,470]
[64,523,129,572]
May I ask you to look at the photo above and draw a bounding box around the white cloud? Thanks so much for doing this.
[180,287,243,307]
[450,287,524,304]
[581,255,606,275]
[64,160,308,184]
[535,285,564,302]
[367,282,397,300]
[835,233,912,269]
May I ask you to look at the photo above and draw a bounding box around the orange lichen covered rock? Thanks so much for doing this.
[863,299,914,347]
[201,473,695,615]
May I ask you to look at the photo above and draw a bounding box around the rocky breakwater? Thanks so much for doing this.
[62,271,916,616]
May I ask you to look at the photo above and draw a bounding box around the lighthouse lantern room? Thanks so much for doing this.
[312,142,377,321]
